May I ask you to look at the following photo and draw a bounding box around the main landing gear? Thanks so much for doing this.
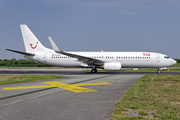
[91,68,97,73]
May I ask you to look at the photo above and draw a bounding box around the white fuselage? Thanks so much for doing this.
[25,50,176,69]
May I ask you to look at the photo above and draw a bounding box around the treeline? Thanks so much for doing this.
[0,59,53,67]
[174,59,180,63]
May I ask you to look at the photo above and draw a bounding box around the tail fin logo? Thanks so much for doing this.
[30,42,38,49]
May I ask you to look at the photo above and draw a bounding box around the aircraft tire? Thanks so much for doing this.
[91,69,97,73]
[157,70,161,73]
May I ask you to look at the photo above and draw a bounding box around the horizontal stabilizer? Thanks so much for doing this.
[6,49,35,56]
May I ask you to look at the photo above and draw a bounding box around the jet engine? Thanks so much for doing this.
[103,62,121,71]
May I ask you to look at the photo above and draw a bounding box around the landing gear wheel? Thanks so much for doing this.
[157,70,161,73]
[91,69,97,73]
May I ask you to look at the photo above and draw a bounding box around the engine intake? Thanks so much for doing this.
[104,62,121,71]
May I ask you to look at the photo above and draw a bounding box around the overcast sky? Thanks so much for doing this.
[0,0,180,59]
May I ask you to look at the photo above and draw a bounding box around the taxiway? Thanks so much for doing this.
[0,73,143,120]
[0,69,179,120]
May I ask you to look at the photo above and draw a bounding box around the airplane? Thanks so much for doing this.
[6,24,177,73]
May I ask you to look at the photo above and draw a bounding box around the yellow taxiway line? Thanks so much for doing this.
[3,82,112,93]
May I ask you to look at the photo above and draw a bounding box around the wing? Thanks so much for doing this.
[48,37,104,66]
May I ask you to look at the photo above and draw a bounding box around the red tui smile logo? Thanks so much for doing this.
[30,42,38,49]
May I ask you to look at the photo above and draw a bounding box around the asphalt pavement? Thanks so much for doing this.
[0,74,144,120]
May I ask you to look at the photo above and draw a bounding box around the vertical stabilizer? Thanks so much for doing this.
[20,24,47,53]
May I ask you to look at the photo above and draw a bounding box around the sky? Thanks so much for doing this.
[0,0,180,59]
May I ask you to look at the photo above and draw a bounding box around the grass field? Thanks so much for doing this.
[0,75,63,85]
[112,74,180,120]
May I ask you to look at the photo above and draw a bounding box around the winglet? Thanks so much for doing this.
[48,37,63,53]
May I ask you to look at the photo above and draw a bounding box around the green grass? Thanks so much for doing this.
[112,74,180,119]
[170,63,180,67]
[0,75,63,85]
[139,111,148,116]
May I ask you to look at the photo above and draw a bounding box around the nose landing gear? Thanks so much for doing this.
[157,69,161,73]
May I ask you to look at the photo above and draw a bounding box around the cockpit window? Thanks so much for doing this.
[164,56,170,59]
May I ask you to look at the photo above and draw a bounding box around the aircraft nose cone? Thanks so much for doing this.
[171,59,177,65]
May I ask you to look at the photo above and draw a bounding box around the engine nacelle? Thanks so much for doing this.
[104,62,121,71]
